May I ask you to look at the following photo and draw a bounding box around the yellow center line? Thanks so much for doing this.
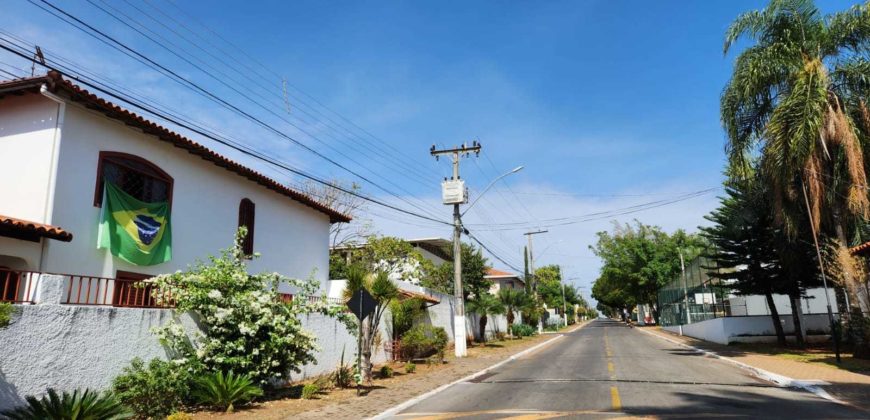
[607,361,614,373]
[610,386,622,411]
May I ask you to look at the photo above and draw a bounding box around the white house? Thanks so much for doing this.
[0,71,349,300]
[486,268,525,295]
[0,72,351,408]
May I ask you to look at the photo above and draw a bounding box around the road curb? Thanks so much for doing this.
[634,327,845,405]
[369,322,590,419]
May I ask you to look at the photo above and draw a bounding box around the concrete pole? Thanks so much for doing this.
[451,151,467,358]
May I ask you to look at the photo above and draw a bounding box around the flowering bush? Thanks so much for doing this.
[149,229,354,385]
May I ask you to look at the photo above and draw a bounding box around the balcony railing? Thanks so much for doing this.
[63,275,174,308]
[0,270,39,304]
[0,269,174,309]
[2,269,340,310]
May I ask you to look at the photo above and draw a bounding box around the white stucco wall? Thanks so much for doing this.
[727,287,839,316]
[662,314,833,345]
[0,275,183,411]
[0,94,60,225]
[25,95,331,286]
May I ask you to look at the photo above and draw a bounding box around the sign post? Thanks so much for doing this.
[347,288,377,395]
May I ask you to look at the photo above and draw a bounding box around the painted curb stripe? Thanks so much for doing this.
[634,327,846,406]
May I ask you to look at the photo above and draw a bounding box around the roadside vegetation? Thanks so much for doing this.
[591,0,870,361]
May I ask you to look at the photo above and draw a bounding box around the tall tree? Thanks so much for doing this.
[590,221,705,324]
[421,243,491,299]
[701,178,790,345]
[721,0,870,322]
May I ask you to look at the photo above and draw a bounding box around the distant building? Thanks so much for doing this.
[486,268,525,295]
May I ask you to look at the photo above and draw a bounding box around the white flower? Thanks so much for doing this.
[239,323,255,336]
[208,290,223,300]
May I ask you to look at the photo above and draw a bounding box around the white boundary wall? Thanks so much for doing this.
[0,277,516,410]
[663,314,832,345]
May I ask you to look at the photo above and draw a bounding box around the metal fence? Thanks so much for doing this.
[658,256,732,327]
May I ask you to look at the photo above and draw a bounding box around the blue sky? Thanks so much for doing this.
[0,0,860,304]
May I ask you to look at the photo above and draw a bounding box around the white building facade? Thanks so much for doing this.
[0,73,349,409]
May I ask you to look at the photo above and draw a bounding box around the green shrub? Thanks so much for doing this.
[400,325,449,360]
[166,412,194,420]
[0,302,14,328]
[1,388,131,420]
[404,362,416,374]
[301,383,319,400]
[113,358,191,419]
[191,371,262,413]
[331,347,353,388]
[510,324,536,337]
[379,365,393,378]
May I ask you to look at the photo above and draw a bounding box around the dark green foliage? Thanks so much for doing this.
[379,365,393,378]
[400,325,448,360]
[510,324,536,337]
[465,293,504,343]
[0,302,14,328]
[389,297,425,341]
[191,371,262,413]
[113,358,192,419]
[498,288,532,335]
[420,243,490,299]
[2,388,131,420]
[590,221,705,323]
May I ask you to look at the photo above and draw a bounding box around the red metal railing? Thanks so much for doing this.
[0,270,39,304]
[62,275,174,308]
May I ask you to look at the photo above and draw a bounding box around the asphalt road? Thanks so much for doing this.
[392,318,867,419]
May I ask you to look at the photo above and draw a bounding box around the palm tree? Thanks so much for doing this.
[721,0,870,321]
[465,293,505,344]
[498,288,530,338]
[343,264,398,382]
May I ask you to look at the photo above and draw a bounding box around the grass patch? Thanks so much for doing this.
[731,342,870,374]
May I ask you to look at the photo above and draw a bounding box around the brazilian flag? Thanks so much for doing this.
[97,182,172,266]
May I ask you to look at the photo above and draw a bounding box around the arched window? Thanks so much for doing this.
[238,198,255,256]
[94,152,173,206]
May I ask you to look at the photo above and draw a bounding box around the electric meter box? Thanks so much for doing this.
[441,179,467,204]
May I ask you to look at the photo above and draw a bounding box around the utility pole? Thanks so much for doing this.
[679,250,691,334]
[524,229,548,332]
[431,142,481,358]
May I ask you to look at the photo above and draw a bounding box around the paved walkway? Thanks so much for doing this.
[642,326,870,413]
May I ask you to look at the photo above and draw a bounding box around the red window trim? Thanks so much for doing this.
[93,151,174,208]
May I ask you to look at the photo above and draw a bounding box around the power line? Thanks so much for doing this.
[0,41,452,227]
[28,0,445,222]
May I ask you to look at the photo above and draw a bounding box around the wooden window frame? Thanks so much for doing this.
[93,151,174,208]
[238,198,255,257]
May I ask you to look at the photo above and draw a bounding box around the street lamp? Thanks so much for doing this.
[461,166,524,216]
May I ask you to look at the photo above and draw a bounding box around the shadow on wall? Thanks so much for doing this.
[0,367,24,411]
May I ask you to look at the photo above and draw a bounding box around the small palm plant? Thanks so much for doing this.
[1,388,132,420]
[465,293,505,344]
[191,371,263,413]
[498,288,531,338]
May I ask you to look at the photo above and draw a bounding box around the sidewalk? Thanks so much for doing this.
[194,322,587,420]
[641,326,870,412]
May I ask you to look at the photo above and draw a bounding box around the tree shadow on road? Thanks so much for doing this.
[621,387,868,419]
